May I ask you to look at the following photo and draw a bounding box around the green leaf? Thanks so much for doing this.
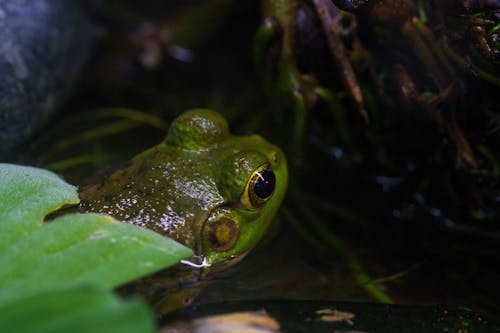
[0,163,195,332]
[0,286,153,333]
[0,213,193,304]
[0,163,79,251]
[0,164,193,303]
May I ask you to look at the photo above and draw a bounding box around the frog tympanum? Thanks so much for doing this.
[79,109,288,312]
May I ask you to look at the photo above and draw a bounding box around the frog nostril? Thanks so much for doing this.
[208,217,238,252]
[272,151,279,163]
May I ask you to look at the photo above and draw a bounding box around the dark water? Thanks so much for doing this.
[165,300,498,332]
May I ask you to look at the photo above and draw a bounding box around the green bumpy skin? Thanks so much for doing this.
[79,109,288,271]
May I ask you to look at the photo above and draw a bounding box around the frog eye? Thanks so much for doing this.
[208,217,239,252]
[241,164,276,209]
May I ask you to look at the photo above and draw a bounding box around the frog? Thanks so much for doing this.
[78,109,288,312]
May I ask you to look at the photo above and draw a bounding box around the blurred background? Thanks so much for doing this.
[2,0,499,320]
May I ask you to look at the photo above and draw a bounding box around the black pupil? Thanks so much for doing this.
[253,170,276,199]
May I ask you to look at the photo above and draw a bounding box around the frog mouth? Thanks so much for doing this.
[177,252,243,280]
[213,249,249,268]
[198,250,251,280]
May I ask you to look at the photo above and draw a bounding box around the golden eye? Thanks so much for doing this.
[208,217,238,252]
[241,164,276,209]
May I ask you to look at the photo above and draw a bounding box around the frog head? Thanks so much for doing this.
[164,109,288,270]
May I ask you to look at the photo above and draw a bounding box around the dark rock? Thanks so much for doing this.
[0,0,93,155]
